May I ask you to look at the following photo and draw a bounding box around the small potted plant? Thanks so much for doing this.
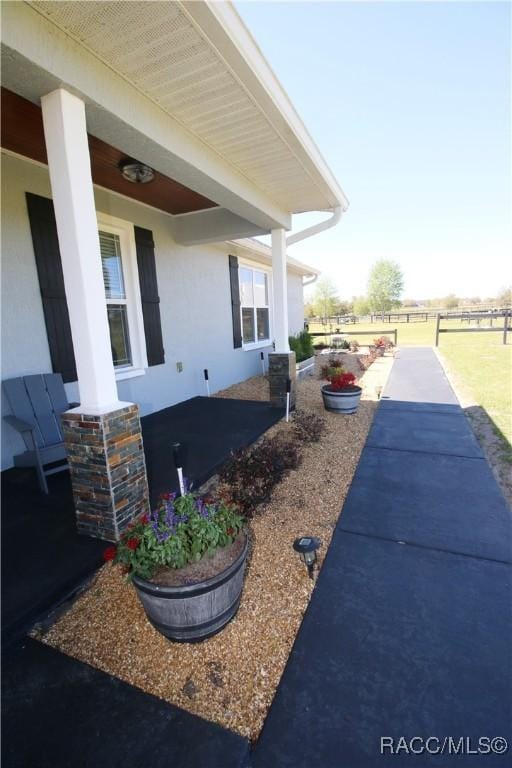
[373,336,387,356]
[107,490,247,642]
[321,366,362,414]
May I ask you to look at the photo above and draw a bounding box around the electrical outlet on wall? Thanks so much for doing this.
[176,362,183,373]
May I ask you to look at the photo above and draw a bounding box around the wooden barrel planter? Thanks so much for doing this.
[132,533,249,642]
[321,384,362,414]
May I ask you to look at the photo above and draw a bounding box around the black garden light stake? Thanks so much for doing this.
[260,350,265,376]
[285,377,291,422]
[172,442,186,496]
[293,536,321,579]
[204,368,210,397]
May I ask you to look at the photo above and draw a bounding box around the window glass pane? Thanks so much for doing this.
[107,305,132,367]
[242,308,256,344]
[99,231,126,299]
[254,271,268,307]
[256,308,270,341]
[239,267,254,306]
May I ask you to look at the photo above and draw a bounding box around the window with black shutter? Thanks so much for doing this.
[135,226,165,367]
[26,193,165,377]
[26,193,77,383]
[229,254,242,349]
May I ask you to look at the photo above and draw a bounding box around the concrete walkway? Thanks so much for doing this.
[254,347,511,767]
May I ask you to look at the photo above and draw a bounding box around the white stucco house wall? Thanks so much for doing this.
[1,1,348,535]
[1,151,315,470]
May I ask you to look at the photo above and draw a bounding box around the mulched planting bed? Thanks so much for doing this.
[34,352,393,741]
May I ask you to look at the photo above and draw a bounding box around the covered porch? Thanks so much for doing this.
[1,0,346,547]
[2,394,283,646]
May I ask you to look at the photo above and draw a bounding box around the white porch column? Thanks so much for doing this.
[41,88,121,412]
[271,228,290,352]
[41,88,148,541]
[269,228,296,409]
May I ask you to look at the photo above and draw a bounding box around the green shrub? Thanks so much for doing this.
[298,329,314,359]
[289,330,314,362]
[288,333,303,361]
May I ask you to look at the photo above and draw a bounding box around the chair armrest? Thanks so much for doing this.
[4,415,34,435]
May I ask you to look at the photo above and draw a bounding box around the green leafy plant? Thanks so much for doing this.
[110,491,244,580]
[320,355,345,379]
[289,330,314,362]
[219,435,302,516]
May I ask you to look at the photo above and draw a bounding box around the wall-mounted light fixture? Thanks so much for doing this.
[119,158,155,184]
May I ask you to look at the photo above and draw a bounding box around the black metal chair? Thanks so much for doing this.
[3,373,77,494]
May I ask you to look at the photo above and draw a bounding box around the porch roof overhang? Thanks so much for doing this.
[1,1,348,244]
[225,238,321,282]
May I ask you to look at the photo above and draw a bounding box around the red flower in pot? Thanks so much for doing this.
[321,367,362,414]
[328,371,356,391]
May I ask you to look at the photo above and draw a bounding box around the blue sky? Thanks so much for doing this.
[236,1,511,300]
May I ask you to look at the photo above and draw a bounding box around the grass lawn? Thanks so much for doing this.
[308,318,512,447]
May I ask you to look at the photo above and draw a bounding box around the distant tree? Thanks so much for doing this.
[310,277,340,319]
[304,302,316,319]
[352,295,372,317]
[402,298,419,308]
[441,294,459,309]
[497,286,512,306]
[367,260,404,316]
[335,299,352,316]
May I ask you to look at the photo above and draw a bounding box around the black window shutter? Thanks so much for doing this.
[26,193,77,383]
[134,226,165,366]
[229,255,242,349]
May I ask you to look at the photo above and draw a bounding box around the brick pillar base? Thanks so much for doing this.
[61,404,150,542]
[268,352,297,408]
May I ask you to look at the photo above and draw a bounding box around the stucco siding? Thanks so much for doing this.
[1,153,305,469]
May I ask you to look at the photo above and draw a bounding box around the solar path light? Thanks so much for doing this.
[172,442,186,496]
[293,536,321,579]
[285,378,291,422]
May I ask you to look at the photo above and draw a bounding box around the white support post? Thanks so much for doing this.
[271,228,290,353]
[41,88,123,413]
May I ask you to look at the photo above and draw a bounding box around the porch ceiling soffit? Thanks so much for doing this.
[1,2,292,231]
[1,87,217,217]
[15,1,348,214]
[173,208,267,246]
